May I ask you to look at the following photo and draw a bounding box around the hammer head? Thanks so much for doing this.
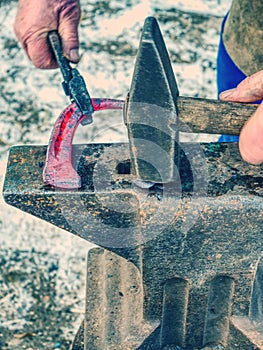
[125,16,180,183]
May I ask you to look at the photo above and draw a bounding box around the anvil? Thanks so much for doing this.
[3,17,263,350]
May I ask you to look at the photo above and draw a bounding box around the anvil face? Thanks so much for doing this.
[3,141,263,257]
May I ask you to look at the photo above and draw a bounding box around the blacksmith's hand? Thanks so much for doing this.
[220,70,263,165]
[14,0,81,69]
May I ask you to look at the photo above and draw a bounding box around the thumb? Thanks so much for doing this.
[58,2,81,62]
[239,102,263,164]
[220,70,263,103]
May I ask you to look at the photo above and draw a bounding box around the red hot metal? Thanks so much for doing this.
[43,98,124,189]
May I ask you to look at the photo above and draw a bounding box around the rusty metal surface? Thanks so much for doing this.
[3,142,263,349]
[69,248,263,349]
[123,17,179,183]
[3,142,263,247]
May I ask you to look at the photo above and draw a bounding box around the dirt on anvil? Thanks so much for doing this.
[0,0,231,349]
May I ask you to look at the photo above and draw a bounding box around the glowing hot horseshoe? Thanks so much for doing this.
[43,98,124,189]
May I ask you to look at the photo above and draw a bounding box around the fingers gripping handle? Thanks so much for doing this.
[43,99,124,189]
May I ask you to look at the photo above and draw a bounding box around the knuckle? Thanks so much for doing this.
[59,1,81,20]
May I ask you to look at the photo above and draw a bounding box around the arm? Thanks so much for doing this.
[14,0,81,69]
[220,70,263,165]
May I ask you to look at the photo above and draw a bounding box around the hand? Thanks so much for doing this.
[220,70,263,165]
[14,0,81,69]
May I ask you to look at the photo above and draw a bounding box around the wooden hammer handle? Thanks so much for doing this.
[178,96,257,135]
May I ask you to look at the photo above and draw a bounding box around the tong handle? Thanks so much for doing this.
[48,30,94,116]
[48,31,72,96]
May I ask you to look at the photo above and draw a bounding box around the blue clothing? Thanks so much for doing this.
[217,16,247,97]
[216,15,246,142]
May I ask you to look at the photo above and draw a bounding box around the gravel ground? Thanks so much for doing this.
[0,0,232,349]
